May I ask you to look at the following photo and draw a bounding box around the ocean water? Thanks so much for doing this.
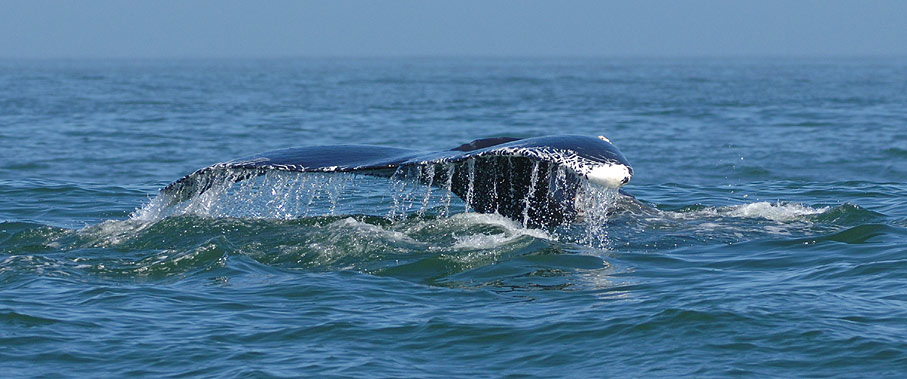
[1,58,906,377]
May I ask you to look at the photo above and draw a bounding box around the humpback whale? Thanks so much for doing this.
[161,135,633,227]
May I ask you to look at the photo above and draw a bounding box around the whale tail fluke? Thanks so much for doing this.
[159,135,632,227]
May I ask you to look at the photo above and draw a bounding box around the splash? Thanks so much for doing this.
[130,160,839,250]
[570,181,622,247]
[132,159,627,247]
[133,170,397,222]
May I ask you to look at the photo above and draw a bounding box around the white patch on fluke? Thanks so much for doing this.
[587,163,632,189]
[458,145,632,189]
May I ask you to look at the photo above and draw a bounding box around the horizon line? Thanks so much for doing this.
[2,53,905,61]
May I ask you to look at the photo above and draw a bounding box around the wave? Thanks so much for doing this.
[2,169,884,288]
[1,211,564,287]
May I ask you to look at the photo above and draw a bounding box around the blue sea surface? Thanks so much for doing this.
[1,58,906,377]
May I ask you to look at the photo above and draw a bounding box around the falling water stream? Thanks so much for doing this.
[134,158,622,248]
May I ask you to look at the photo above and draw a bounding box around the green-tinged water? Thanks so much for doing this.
[2,58,906,377]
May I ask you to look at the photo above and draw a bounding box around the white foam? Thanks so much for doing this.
[324,213,553,255]
[448,212,554,241]
[642,200,832,238]
[331,217,421,245]
[451,233,518,250]
[665,201,828,222]
[443,213,555,252]
[75,219,154,247]
[723,201,827,221]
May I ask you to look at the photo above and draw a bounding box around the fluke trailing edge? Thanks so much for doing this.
[161,135,633,227]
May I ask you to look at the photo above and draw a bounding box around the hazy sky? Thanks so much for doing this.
[2,0,905,58]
